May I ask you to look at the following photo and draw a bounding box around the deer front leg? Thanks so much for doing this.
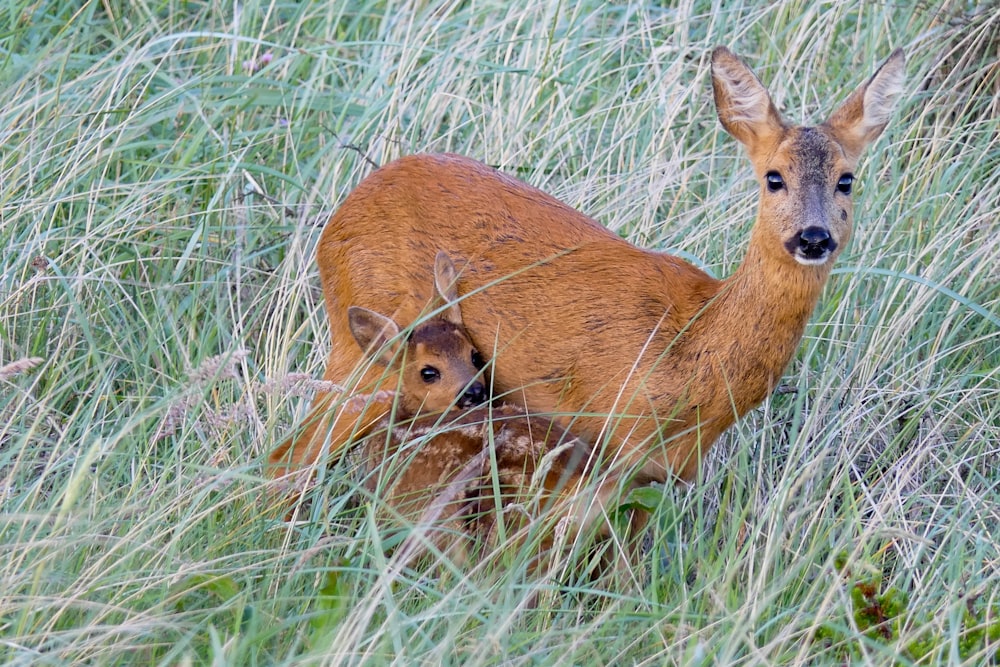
[267,389,396,511]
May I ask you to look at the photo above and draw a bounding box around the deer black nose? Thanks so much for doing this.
[797,226,834,259]
[458,381,487,408]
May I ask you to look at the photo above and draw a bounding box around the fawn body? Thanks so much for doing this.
[271,47,905,493]
[364,402,601,566]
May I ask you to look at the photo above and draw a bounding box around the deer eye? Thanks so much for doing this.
[765,171,785,192]
[836,174,854,194]
[471,350,485,370]
[420,367,440,383]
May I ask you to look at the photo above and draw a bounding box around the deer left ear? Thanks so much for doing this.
[711,46,786,157]
[348,306,401,366]
[433,250,464,327]
[825,49,906,161]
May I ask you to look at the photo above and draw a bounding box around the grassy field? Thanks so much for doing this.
[2,0,998,664]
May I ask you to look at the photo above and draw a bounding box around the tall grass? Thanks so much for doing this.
[1,1,997,664]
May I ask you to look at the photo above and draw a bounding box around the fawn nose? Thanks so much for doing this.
[459,381,487,408]
[797,226,835,259]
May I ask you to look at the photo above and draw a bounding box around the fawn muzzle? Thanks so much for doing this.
[458,381,488,408]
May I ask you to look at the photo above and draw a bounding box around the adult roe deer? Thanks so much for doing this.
[270,47,905,501]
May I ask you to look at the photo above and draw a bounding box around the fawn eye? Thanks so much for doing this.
[765,171,785,192]
[420,367,440,383]
[471,350,485,370]
[836,174,854,194]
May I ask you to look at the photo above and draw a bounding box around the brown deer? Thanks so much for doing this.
[270,47,905,516]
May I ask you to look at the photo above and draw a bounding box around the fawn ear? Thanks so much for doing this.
[825,49,905,162]
[711,46,785,156]
[348,306,400,366]
[433,250,463,326]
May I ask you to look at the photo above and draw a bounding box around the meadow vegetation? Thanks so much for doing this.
[1,1,998,664]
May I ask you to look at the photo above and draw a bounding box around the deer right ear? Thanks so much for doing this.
[348,306,400,366]
[825,49,905,162]
[433,250,464,326]
[711,47,785,156]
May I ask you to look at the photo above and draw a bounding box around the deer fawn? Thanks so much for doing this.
[357,339,644,571]
[271,251,487,482]
[347,255,605,564]
[271,48,905,517]
[347,251,486,540]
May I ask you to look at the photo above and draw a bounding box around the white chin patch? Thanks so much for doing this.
[793,253,830,266]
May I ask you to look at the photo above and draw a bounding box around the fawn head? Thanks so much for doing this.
[712,47,905,268]
[348,251,487,415]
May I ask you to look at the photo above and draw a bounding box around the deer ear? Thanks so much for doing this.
[825,49,905,161]
[433,250,464,326]
[711,46,785,155]
[348,306,400,366]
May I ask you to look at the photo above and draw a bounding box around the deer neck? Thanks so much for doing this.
[691,226,832,408]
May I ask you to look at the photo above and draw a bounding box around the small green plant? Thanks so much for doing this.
[818,552,1000,663]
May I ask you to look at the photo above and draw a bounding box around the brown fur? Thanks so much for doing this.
[271,48,905,501]
[365,403,638,572]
